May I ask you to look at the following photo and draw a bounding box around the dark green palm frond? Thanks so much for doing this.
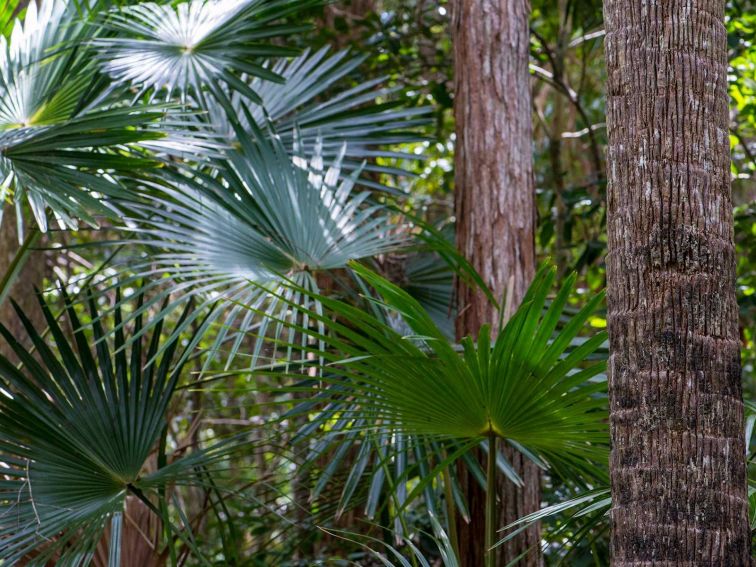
[251,262,608,477]
[282,402,478,540]
[354,263,608,466]
[93,0,321,104]
[495,488,611,562]
[206,47,432,187]
[0,108,165,234]
[402,251,454,327]
[321,511,459,566]
[234,263,607,559]
[0,289,233,564]
[746,400,756,532]
[111,127,404,367]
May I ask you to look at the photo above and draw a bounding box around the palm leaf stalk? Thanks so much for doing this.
[0,288,236,564]
[485,433,497,567]
[241,262,608,563]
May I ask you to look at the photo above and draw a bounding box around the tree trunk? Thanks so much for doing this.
[603,0,751,563]
[450,1,539,565]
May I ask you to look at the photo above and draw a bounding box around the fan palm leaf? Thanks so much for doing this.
[252,262,608,471]
[93,0,321,104]
[0,289,233,564]
[205,47,432,188]
[111,126,403,366]
[238,262,607,562]
[0,0,200,235]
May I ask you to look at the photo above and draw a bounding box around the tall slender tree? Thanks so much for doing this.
[450,0,539,564]
[603,0,751,562]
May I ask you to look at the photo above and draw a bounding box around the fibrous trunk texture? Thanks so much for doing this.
[603,0,751,563]
[451,1,539,565]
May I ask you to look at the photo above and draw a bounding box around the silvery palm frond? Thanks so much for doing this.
[115,128,404,366]
[0,0,200,236]
[93,0,320,103]
[0,0,92,116]
[205,47,432,189]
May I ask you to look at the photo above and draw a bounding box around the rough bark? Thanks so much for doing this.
[603,0,751,563]
[450,1,539,565]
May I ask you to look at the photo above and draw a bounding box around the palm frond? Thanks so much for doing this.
[495,489,611,560]
[0,288,233,564]
[109,127,404,367]
[206,47,432,188]
[93,0,320,104]
[250,262,609,477]
[321,510,459,567]
[0,0,196,235]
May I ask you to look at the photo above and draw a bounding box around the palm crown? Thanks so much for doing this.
[93,0,318,104]
[0,0,169,234]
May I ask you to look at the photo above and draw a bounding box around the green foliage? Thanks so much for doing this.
[0,0,172,235]
[111,126,405,368]
[728,2,756,180]
[93,0,320,104]
[250,262,608,478]
[737,202,756,391]
[205,46,432,185]
[0,0,752,564]
[0,289,233,564]
[225,261,609,563]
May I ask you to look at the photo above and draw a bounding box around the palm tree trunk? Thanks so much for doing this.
[450,1,539,565]
[603,0,751,562]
